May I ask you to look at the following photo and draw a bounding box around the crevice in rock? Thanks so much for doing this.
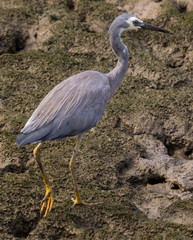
[165,140,193,160]
[14,34,26,52]
[66,0,75,10]
[8,211,40,238]
[113,117,122,128]
[185,149,193,159]
[177,4,187,13]
[1,164,27,174]
[148,175,166,185]
[128,175,145,188]
[0,29,28,54]
[171,183,180,190]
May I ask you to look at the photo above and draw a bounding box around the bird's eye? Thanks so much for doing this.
[133,20,139,26]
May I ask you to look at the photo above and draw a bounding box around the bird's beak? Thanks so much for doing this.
[140,22,171,34]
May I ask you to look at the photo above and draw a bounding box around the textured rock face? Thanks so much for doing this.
[0,0,193,239]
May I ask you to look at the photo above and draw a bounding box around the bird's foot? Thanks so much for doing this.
[41,185,54,217]
[70,194,100,209]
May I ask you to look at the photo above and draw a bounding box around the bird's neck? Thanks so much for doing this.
[106,28,129,96]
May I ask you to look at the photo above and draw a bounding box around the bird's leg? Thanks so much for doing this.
[69,134,98,207]
[69,134,83,205]
[33,142,53,217]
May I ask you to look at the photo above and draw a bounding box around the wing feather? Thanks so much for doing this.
[20,71,110,142]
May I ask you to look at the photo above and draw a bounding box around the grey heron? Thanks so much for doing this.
[16,14,170,216]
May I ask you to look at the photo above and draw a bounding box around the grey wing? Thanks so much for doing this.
[16,71,111,146]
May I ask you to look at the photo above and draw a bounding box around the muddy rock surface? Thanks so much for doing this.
[0,0,193,239]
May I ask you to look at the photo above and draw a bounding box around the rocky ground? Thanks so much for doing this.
[0,0,193,239]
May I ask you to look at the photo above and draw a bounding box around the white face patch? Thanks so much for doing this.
[125,16,143,30]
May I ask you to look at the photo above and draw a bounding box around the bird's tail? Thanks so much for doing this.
[16,122,57,146]
[16,132,39,146]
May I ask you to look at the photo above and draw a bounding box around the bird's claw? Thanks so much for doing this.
[40,189,54,217]
[69,196,100,209]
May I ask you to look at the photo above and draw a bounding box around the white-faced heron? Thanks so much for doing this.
[16,14,170,216]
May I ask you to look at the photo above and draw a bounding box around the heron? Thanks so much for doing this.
[16,14,170,216]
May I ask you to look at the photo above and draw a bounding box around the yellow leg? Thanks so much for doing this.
[69,134,98,208]
[33,143,53,217]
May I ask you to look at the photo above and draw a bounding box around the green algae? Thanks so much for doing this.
[1,0,193,239]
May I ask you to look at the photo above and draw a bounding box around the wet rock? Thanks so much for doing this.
[1,0,193,239]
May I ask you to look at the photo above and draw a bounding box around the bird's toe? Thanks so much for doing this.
[41,190,54,217]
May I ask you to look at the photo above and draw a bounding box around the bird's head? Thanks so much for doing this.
[109,13,170,34]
